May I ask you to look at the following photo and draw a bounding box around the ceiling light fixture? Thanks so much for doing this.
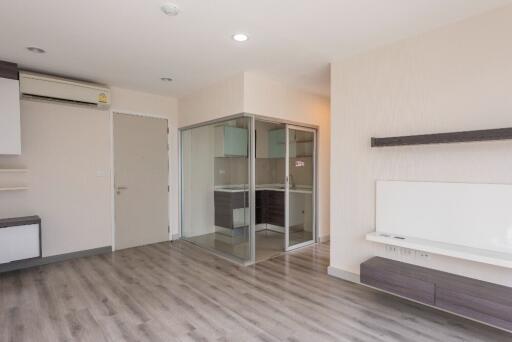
[232,33,249,42]
[160,77,173,82]
[26,47,46,54]
[161,2,180,16]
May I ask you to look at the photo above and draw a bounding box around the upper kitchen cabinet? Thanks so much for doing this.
[289,129,314,158]
[215,125,248,157]
[268,128,314,158]
[0,61,21,155]
[268,128,285,158]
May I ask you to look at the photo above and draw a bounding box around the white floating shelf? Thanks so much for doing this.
[0,169,28,173]
[0,187,29,191]
[366,232,512,269]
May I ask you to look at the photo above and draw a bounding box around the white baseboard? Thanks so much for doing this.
[267,224,285,233]
[255,224,266,232]
[319,234,330,243]
[327,266,361,284]
[171,233,181,241]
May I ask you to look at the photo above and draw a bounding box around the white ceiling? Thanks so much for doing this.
[0,0,510,98]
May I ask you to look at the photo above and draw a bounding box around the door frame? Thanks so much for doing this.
[284,124,317,252]
[110,109,174,252]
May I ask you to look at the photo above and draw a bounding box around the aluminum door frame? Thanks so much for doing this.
[285,124,317,252]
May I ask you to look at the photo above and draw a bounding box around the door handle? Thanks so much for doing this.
[116,186,128,195]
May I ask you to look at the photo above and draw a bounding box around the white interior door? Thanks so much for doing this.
[285,125,316,251]
[114,113,169,250]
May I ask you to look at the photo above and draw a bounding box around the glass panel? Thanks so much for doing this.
[254,120,286,261]
[181,117,252,262]
[287,128,315,248]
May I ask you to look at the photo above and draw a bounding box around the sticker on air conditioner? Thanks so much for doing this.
[98,93,108,103]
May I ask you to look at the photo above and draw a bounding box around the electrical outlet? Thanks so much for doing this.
[400,247,413,257]
[415,251,431,259]
[385,245,398,254]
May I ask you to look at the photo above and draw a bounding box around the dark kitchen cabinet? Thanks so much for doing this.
[255,190,284,226]
[214,191,249,229]
[215,190,285,229]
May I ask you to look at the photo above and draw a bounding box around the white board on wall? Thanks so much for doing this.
[376,181,512,254]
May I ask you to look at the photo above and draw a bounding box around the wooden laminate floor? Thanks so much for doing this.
[0,241,510,342]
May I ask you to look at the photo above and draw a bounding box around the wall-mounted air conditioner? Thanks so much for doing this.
[19,72,110,109]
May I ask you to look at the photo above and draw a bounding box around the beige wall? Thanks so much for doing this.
[0,87,179,257]
[214,157,248,186]
[178,74,245,127]
[178,72,331,241]
[0,100,111,256]
[330,6,512,286]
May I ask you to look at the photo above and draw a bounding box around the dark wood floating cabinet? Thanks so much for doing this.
[361,257,512,332]
[371,127,512,147]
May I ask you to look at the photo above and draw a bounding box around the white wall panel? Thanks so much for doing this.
[376,181,512,253]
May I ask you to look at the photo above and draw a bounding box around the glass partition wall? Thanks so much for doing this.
[181,114,316,264]
[181,117,253,263]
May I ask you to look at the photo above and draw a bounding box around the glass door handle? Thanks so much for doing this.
[116,186,128,195]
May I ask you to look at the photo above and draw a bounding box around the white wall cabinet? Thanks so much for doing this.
[0,74,21,155]
[0,217,41,264]
[214,126,248,157]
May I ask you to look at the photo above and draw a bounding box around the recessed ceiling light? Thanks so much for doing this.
[26,47,46,54]
[161,2,180,16]
[232,33,249,42]
[160,77,173,82]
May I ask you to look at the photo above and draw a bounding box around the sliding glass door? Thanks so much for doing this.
[285,125,316,251]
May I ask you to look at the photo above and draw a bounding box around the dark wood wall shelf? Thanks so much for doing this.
[371,127,512,147]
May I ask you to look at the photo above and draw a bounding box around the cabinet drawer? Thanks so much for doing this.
[0,224,40,263]
[215,213,233,229]
[436,286,512,331]
[256,190,267,208]
[214,191,232,206]
[267,194,284,209]
[255,207,266,224]
[360,265,435,305]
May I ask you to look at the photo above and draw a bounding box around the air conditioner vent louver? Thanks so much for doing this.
[22,94,98,107]
[19,72,110,109]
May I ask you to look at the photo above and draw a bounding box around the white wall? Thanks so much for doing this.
[0,87,179,257]
[330,6,512,286]
[244,72,331,240]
